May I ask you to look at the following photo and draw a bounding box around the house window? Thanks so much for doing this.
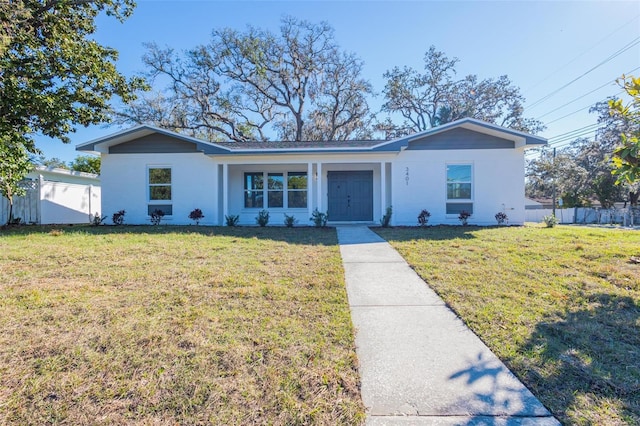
[268,173,284,208]
[244,172,264,208]
[446,164,473,214]
[149,167,172,216]
[243,171,308,209]
[287,172,307,208]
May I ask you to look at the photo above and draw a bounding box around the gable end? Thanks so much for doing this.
[109,134,199,154]
[407,127,515,150]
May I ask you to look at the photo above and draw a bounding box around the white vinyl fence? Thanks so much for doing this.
[526,207,640,226]
[1,179,101,225]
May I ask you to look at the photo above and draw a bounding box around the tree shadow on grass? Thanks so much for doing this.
[0,224,339,245]
[517,293,640,424]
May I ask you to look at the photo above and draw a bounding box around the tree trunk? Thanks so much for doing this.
[7,197,13,225]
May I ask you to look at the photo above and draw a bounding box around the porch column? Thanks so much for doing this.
[222,163,229,225]
[316,162,323,213]
[380,162,386,221]
[307,162,313,220]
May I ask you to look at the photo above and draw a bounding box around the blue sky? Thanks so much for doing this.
[35,0,640,163]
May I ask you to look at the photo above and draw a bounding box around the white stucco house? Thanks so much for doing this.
[76,118,546,226]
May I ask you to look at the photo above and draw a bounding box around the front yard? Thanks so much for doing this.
[376,224,640,425]
[0,226,364,425]
[2,224,638,425]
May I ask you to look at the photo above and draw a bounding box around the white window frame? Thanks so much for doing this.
[148,166,173,216]
[446,164,473,215]
[243,171,308,210]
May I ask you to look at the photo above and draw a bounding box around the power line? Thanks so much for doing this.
[544,90,625,125]
[523,14,640,96]
[548,123,600,142]
[536,67,638,121]
[526,36,640,111]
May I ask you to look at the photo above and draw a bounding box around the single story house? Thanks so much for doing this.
[1,166,101,224]
[76,118,546,226]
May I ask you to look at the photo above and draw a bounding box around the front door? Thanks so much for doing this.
[327,171,373,221]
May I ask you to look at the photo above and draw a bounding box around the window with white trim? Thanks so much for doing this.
[244,172,264,208]
[446,164,473,214]
[243,171,307,209]
[268,173,284,208]
[287,172,307,208]
[148,167,172,215]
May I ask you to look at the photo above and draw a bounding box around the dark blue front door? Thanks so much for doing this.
[327,171,373,221]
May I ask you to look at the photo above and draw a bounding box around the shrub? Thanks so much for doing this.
[380,206,393,227]
[284,214,298,228]
[417,209,431,226]
[150,209,165,225]
[458,210,471,226]
[225,214,240,227]
[189,208,204,225]
[310,209,328,228]
[495,211,508,225]
[543,214,559,228]
[112,210,125,225]
[255,209,270,227]
[91,212,107,226]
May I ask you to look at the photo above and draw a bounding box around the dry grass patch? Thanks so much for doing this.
[0,226,364,425]
[375,224,639,426]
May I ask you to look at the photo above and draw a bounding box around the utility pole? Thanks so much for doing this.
[552,147,557,217]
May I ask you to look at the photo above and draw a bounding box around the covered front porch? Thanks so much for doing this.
[215,156,393,226]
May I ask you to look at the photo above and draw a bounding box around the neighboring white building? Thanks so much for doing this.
[1,166,101,225]
[76,118,546,226]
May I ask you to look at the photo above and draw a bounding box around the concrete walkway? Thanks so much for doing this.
[337,226,560,426]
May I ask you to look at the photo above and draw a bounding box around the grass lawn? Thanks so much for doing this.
[0,226,364,425]
[375,224,640,425]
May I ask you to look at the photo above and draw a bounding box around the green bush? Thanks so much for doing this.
[310,209,328,228]
[543,214,559,228]
[255,210,270,227]
[284,214,298,228]
[225,214,240,227]
[380,206,392,227]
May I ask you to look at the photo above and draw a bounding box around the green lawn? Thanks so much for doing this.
[0,226,364,425]
[375,224,640,425]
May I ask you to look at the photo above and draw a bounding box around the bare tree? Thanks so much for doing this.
[119,17,374,142]
[380,46,544,136]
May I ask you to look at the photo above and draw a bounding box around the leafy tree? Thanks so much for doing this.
[37,157,69,170]
[526,148,585,206]
[0,0,146,155]
[118,17,374,141]
[70,155,101,174]
[609,75,640,198]
[0,139,33,224]
[380,46,544,136]
[526,100,632,208]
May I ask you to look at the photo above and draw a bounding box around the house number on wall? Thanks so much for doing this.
[405,167,410,185]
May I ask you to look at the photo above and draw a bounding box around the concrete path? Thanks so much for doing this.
[336,226,560,426]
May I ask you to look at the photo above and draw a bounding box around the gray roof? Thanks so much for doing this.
[214,140,383,150]
[77,118,547,155]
